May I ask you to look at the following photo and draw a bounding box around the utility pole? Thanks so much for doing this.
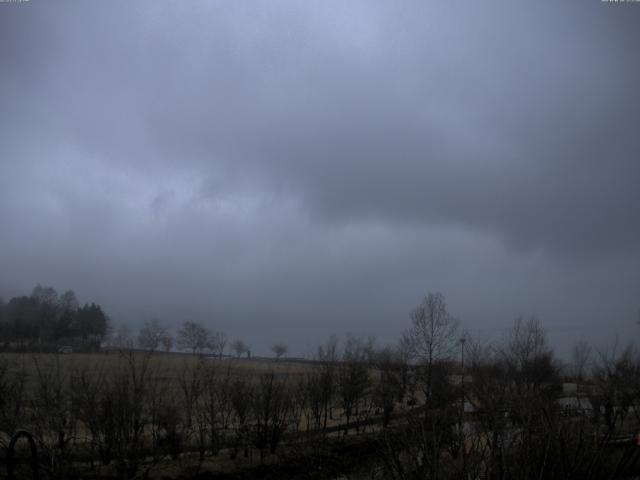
[459,336,467,474]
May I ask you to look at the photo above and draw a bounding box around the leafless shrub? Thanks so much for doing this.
[316,335,339,429]
[0,358,26,446]
[251,370,292,460]
[572,339,592,381]
[229,376,251,458]
[109,349,156,478]
[30,355,76,475]
[72,364,118,466]
[338,336,372,435]
[372,347,404,427]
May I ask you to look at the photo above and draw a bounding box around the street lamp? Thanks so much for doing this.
[459,336,466,407]
[459,336,467,464]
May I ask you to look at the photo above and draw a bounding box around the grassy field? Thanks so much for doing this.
[0,350,316,391]
[0,350,314,372]
[0,350,391,479]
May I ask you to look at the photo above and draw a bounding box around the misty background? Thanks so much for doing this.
[1,0,639,356]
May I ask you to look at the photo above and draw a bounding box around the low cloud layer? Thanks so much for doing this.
[1,1,639,355]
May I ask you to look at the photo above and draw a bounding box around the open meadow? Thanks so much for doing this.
[0,348,397,479]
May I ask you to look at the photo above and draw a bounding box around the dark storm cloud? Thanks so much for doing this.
[1,0,639,353]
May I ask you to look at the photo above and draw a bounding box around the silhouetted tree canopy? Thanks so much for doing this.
[137,319,168,352]
[177,320,210,354]
[0,285,110,351]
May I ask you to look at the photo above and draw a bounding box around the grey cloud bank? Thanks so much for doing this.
[1,0,639,355]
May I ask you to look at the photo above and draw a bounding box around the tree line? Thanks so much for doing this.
[0,285,290,360]
[0,285,109,352]
[112,318,290,360]
[1,291,640,479]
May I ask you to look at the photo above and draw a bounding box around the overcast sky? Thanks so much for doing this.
[1,0,639,356]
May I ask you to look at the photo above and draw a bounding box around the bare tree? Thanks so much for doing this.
[137,319,167,352]
[177,320,210,355]
[251,371,292,460]
[229,377,251,458]
[271,342,288,361]
[372,347,403,427]
[208,331,228,359]
[231,339,249,358]
[405,292,459,361]
[198,365,219,456]
[202,364,235,456]
[502,316,550,363]
[591,343,640,432]
[395,335,413,403]
[459,324,629,480]
[72,364,119,467]
[338,335,372,434]
[177,358,206,458]
[111,349,157,477]
[572,338,592,381]
[302,370,323,432]
[403,292,458,403]
[113,323,133,350]
[317,335,339,429]
[30,355,76,474]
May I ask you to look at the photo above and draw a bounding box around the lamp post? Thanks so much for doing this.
[459,336,467,471]
[460,336,466,403]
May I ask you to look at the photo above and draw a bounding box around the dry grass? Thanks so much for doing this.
[0,351,315,384]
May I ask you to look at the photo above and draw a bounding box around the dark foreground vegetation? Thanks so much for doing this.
[1,291,640,479]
